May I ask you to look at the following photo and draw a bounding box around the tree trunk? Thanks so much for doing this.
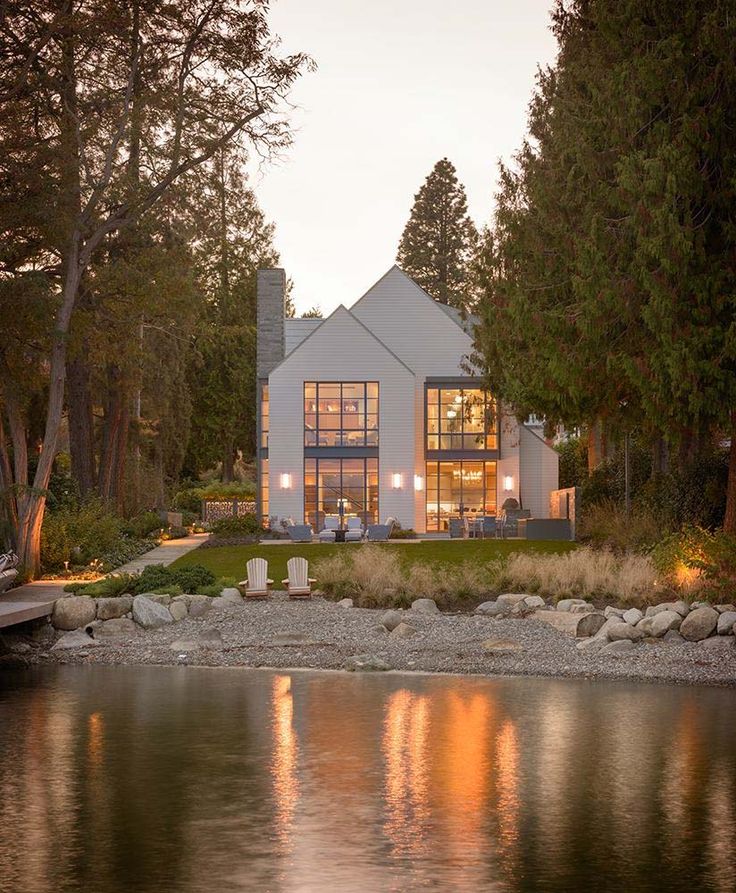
[222,442,235,483]
[0,412,18,547]
[724,410,736,536]
[98,367,130,509]
[67,353,96,494]
[651,434,670,476]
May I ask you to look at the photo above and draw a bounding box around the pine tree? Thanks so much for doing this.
[397,158,478,312]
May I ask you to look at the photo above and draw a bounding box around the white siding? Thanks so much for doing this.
[284,318,322,355]
[519,425,559,518]
[268,306,416,528]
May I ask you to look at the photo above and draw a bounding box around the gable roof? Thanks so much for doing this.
[268,303,415,378]
[350,265,471,336]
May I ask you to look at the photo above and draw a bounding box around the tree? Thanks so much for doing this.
[301,306,322,318]
[0,0,309,574]
[397,158,478,312]
[472,0,736,529]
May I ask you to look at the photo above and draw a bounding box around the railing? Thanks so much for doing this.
[201,498,257,522]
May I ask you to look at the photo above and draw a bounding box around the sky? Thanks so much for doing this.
[253,0,558,316]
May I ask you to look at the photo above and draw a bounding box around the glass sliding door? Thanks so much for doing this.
[304,458,379,531]
[425,460,497,531]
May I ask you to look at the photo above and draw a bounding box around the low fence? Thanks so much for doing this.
[201,498,256,522]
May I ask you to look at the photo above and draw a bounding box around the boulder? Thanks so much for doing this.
[716,611,736,635]
[699,636,735,654]
[497,593,531,606]
[220,588,244,604]
[96,596,133,620]
[91,617,137,641]
[600,639,636,656]
[172,594,193,607]
[663,629,685,644]
[680,606,718,641]
[623,608,643,626]
[344,653,391,672]
[715,604,736,614]
[646,600,690,618]
[482,638,523,653]
[211,596,237,610]
[380,609,403,631]
[390,622,418,639]
[147,593,171,606]
[52,596,97,631]
[51,629,99,650]
[650,610,682,638]
[170,628,224,651]
[604,606,625,619]
[411,598,439,615]
[558,598,590,612]
[570,603,595,614]
[636,617,654,636]
[188,595,212,618]
[533,609,606,638]
[576,636,606,653]
[169,600,188,622]
[523,595,546,609]
[337,598,354,608]
[607,621,645,642]
[132,595,173,629]
[474,600,508,617]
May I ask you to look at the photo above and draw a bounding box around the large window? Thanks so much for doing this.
[426,387,496,451]
[260,458,269,522]
[425,460,497,532]
[304,382,379,447]
[304,458,379,530]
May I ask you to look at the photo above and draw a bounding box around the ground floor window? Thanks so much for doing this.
[304,457,379,531]
[260,458,269,524]
[425,460,497,532]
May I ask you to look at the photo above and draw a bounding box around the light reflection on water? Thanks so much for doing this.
[0,666,734,893]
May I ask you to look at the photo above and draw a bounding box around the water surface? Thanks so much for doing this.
[0,667,734,893]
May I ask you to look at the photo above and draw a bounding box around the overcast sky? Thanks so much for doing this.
[253,0,558,316]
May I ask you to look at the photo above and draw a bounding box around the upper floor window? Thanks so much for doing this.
[426,387,497,451]
[305,382,379,447]
[260,383,269,449]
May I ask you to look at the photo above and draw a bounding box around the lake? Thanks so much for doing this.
[0,667,734,893]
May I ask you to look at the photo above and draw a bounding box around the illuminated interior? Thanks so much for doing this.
[425,460,497,531]
[426,387,496,451]
[304,382,379,447]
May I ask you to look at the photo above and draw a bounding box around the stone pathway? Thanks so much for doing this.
[0,533,208,629]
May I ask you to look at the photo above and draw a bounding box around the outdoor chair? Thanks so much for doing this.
[287,524,313,543]
[238,557,273,599]
[344,517,363,542]
[282,556,315,599]
[319,515,339,543]
[449,517,465,539]
[366,519,394,541]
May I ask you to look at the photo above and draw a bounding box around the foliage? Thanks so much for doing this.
[210,514,262,538]
[472,0,736,530]
[41,501,123,571]
[64,574,137,597]
[199,582,225,597]
[130,562,215,595]
[577,500,664,553]
[650,527,736,601]
[555,437,588,490]
[151,584,183,596]
[121,512,162,539]
[397,158,478,312]
[172,481,256,515]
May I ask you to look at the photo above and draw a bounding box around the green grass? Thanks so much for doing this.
[171,539,576,585]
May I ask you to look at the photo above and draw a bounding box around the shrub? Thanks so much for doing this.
[170,564,216,594]
[577,500,664,552]
[495,547,659,605]
[65,573,136,597]
[314,546,403,606]
[200,582,224,597]
[130,563,216,595]
[173,481,257,515]
[41,500,123,571]
[210,514,261,538]
[650,527,736,600]
[152,584,183,596]
[121,511,162,539]
[131,565,174,593]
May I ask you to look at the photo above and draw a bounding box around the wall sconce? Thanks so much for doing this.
[414,474,424,491]
[391,473,403,490]
[280,473,292,489]
[503,475,514,492]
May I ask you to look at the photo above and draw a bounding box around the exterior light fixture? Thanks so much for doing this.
[391,473,403,490]
[503,475,514,491]
[280,473,292,489]
[414,474,424,491]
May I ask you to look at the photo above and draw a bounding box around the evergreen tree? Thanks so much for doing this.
[397,158,478,312]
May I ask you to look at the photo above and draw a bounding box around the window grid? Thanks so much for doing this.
[425,460,497,532]
[304,382,379,447]
[426,387,497,451]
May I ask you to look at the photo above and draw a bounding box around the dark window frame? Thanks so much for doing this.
[304,381,379,448]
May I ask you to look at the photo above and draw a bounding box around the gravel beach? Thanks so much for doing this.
[16,592,736,688]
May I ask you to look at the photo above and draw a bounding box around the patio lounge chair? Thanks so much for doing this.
[282,556,315,599]
[238,557,273,599]
[319,515,339,543]
[366,518,394,541]
[287,524,313,543]
[449,517,466,539]
[344,517,363,542]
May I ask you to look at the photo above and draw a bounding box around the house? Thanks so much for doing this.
[256,266,559,534]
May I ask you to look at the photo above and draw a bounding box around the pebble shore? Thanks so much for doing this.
[12,591,736,688]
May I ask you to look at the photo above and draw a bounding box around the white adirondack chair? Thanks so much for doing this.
[239,557,273,599]
[282,556,316,599]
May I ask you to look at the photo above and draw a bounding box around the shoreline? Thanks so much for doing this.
[12,593,736,690]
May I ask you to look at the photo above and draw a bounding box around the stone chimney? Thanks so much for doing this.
[257,269,286,378]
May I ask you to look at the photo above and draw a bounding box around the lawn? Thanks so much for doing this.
[171,539,576,585]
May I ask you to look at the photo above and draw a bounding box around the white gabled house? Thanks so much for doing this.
[256,266,559,534]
